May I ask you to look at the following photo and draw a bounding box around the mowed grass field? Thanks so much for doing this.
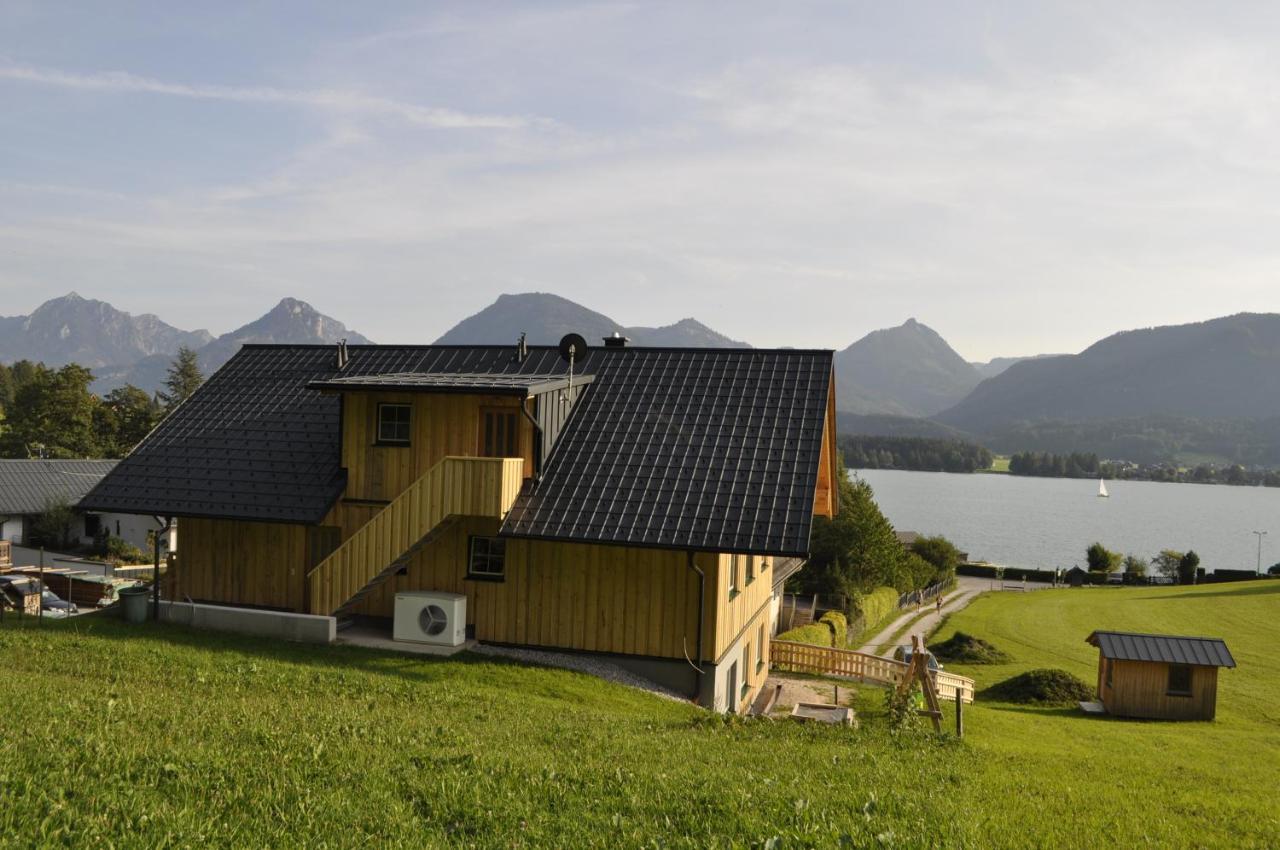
[1,581,1278,848]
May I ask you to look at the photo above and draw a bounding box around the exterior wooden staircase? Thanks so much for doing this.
[306,456,525,617]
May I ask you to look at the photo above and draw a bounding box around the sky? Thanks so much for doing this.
[4,1,1280,360]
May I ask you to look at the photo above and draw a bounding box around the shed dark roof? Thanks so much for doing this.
[0,460,118,514]
[308,372,591,395]
[1086,631,1236,668]
[82,343,834,556]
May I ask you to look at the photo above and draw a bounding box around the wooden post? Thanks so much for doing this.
[38,547,44,625]
[955,689,964,738]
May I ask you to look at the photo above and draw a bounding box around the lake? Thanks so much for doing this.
[855,468,1280,573]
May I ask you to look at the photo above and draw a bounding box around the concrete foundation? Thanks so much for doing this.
[157,600,335,644]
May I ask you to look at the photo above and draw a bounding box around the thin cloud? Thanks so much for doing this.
[0,64,539,130]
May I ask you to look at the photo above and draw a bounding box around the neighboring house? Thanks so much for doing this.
[1086,630,1236,721]
[82,340,840,712]
[0,459,175,554]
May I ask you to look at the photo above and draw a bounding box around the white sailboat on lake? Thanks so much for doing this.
[1098,478,1110,498]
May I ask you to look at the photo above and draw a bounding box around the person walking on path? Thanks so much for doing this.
[935,595,943,615]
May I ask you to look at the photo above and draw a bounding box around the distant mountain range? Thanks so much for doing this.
[0,294,371,394]
[0,292,212,370]
[435,292,747,348]
[937,313,1280,432]
[9,292,1280,466]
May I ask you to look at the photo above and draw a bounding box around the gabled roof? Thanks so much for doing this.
[1086,630,1236,668]
[500,348,832,556]
[0,460,117,514]
[82,343,835,556]
[308,372,591,396]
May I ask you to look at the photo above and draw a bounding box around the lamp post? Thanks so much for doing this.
[1253,530,1267,576]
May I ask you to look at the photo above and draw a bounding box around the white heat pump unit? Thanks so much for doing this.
[393,591,467,647]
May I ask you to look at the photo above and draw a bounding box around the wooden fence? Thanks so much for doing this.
[0,540,9,568]
[771,640,974,703]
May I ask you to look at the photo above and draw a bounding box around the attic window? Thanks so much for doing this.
[376,403,411,445]
[1167,664,1193,697]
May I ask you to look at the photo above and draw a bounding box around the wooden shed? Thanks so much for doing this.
[1086,630,1236,721]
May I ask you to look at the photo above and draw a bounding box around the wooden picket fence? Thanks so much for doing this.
[771,640,974,703]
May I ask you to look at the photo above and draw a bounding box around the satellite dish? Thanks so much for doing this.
[558,333,589,364]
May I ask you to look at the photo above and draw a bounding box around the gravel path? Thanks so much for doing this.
[472,644,688,702]
[855,576,987,656]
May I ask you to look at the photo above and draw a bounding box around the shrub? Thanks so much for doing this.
[1268,563,1280,576]
[105,536,148,565]
[981,669,1093,706]
[775,624,833,647]
[929,632,1011,664]
[818,611,847,647]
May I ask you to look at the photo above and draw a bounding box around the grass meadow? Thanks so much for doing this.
[1,581,1277,848]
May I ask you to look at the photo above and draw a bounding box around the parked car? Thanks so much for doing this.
[893,645,943,671]
[41,589,78,617]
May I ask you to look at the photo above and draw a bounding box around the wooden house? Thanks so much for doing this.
[83,339,840,713]
[1086,630,1236,721]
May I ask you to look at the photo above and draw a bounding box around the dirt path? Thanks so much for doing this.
[855,576,988,656]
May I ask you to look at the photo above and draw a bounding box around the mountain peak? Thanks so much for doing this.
[834,320,981,416]
[435,292,746,348]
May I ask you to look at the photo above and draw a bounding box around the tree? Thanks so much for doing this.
[1153,550,1185,581]
[802,461,917,598]
[1086,542,1121,574]
[910,535,963,585]
[1122,554,1148,578]
[97,385,160,457]
[158,347,204,411]
[1178,550,1200,584]
[30,498,76,548]
[0,363,100,458]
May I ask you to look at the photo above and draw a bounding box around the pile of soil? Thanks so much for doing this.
[981,669,1094,706]
[929,632,1011,664]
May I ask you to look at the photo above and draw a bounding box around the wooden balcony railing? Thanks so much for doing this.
[771,640,975,703]
[306,456,525,616]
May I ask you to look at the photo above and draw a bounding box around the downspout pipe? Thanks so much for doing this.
[519,398,544,481]
[685,551,706,702]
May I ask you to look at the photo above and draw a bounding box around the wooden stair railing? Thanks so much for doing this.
[306,456,525,617]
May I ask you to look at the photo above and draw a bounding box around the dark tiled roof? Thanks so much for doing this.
[1087,631,1236,668]
[83,343,834,556]
[0,460,118,514]
[308,372,591,396]
[80,345,571,524]
[500,348,833,556]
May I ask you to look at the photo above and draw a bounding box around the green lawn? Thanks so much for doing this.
[2,583,1278,848]
[980,455,1011,474]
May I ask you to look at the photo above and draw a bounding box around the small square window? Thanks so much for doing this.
[467,536,506,581]
[377,403,411,445]
[1167,664,1192,696]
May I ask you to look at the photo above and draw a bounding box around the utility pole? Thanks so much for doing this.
[1253,530,1268,576]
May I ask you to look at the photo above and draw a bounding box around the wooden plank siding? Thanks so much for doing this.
[349,522,706,661]
[812,373,838,519]
[171,518,315,611]
[340,392,534,503]
[307,456,524,616]
[709,553,774,662]
[1099,657,1220,720]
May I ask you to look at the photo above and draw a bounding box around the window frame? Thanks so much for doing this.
[745,555,755,586]
[1166,663,1193,697]
[375,402,412,446]
[756,624,766,672]
[466,535,507,582]
[726,660,739,712]
[727,555,740,599]
[741,645,751,699]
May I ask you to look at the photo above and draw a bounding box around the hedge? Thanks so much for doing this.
[818,611,847,647]
[775,623,833,647]
[855,586,900,635]
[958,563,1059,583]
